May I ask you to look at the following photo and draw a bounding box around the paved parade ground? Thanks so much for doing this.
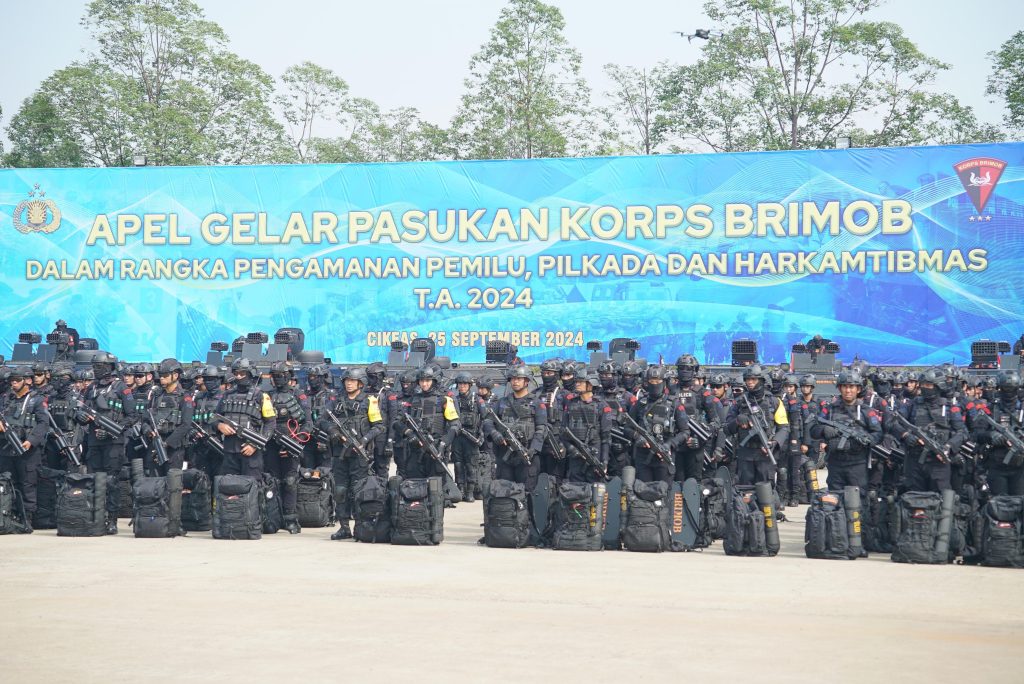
[2,500,1022,683]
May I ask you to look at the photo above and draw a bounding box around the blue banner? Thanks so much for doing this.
[1,142,1022,364]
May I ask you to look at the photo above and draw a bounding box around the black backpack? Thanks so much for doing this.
[482,479,531,548]
[34,466,65,530]
[891,490,956,564]
[212,475,262,540]
[551,482,606,552]
[862,491,897,553]
[0,472,32,535]
[132,470,183,538]
[57,472,107,537]
[390,476,444,546]
[699,477,729,542]
[296,467,335,528]
[723,489,769,556]
[805,491,854,560]
[353,476,392,543]
[261,474,284,534]
[979,495,1024,568]
[181,469,212,532]
[621,480,672,552]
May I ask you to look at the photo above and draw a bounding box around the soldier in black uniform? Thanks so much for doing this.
[386,369,419,478]
[394,366,460,482]
[673,354,726,480]
[81,352,132,534]
[263,361,309,534]
[364,362,391,479]
[724,365,789,486]
[970,370,1024,495]
[777,374,805,505]
[326,367,384,539]
[0,366,50,527]
[141,358,194,475]
[42,364,84,471]
[537,359,567,482]
[450,372,484,502]
[304,364,337,469]
[473,376,497,495]
[597,361,633,477]
[189,365,225,478]
[213,358,277,479]
[810,370,883,495]
[626,366,689,484]
[560,370,612,484]
[620,361,643,395]
[895,367,966,493]
[483,366,546,489]
[126,363,159,463]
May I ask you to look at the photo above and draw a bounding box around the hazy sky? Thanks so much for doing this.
[1,0,1021,149]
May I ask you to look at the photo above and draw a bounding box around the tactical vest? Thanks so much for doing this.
[912,399,954,444]
[336,393,372,436]
[48,390,77,431]
[640,397,676,441]
[565,397,600,448]
[410,392,446,438]
[271,389,304,423]
[986,401,1024,465]
[499,395,537,443]
[456,393,480,431]
[152,389,185,435]
[133,385,156,414]
[309,389,335,422]
[218,388,264,427]
[5,393,38,435]
[193,390,221,424]
[88,380,126,417]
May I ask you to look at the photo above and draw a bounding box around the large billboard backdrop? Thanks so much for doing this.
[1,142,1022,364]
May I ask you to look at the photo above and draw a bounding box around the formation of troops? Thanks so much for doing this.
[2,330,1021,540]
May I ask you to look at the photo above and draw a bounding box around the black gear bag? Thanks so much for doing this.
[482,478,531,548]
[353,475,392,543]
[56,472,107,537]
[296,467,335,528]
[212,475,262,540]
[180,468,212,532]
[550,482,606,551]
[0,472,32,534]
[390,476,444,545]
[622,479,672,552]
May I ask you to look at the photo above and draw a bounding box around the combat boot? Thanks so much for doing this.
[284,514,301,535]
[105,516,118,535]
[330,522,352,540]
[463,485,475,503]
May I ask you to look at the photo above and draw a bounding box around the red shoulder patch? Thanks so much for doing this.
[868,410,878,418]
[122,388,132,396]
[951,406,961,412]
[298,394,307,401]
[41,398,48,409]
[388,395,398,401]
[184,395,194,404]
[566,393,577,400]
[602,406,613,413]
[822,407,829,415]
[702,390,711,397]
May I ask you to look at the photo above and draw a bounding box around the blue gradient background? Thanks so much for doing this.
[1,142,1022,365]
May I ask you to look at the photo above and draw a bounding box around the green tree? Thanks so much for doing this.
[987,31,1024,131]
[601,64,662,155]
[276,61,350,163]
[5,0,285,167]
[656,0,998,151]
[453,0,592,159]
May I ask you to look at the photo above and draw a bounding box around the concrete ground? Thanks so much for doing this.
[1,498,1022,683]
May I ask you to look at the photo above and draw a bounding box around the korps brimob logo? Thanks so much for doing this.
[953,157,1006,213]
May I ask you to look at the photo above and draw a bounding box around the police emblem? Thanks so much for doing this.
[953,157,1006,214]
[12,183,62,234]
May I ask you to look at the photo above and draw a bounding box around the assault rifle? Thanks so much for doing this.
[739,394,778,466]
[891,412,950,464]
[324,410,373,465]
[0,410,27,458]
[561,427,608,481]
[145,410,170,467]
[190,420,225,456]
[76,402,126,439]
[48,415,82,469]
[457,427,484,447]
[815,417,874,452]
[687,415,733,466]
[977,412,1024,467]
[402,412,456,482]
[212,414,269,451]
[618,411,674,466]
[485,409,531,465]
